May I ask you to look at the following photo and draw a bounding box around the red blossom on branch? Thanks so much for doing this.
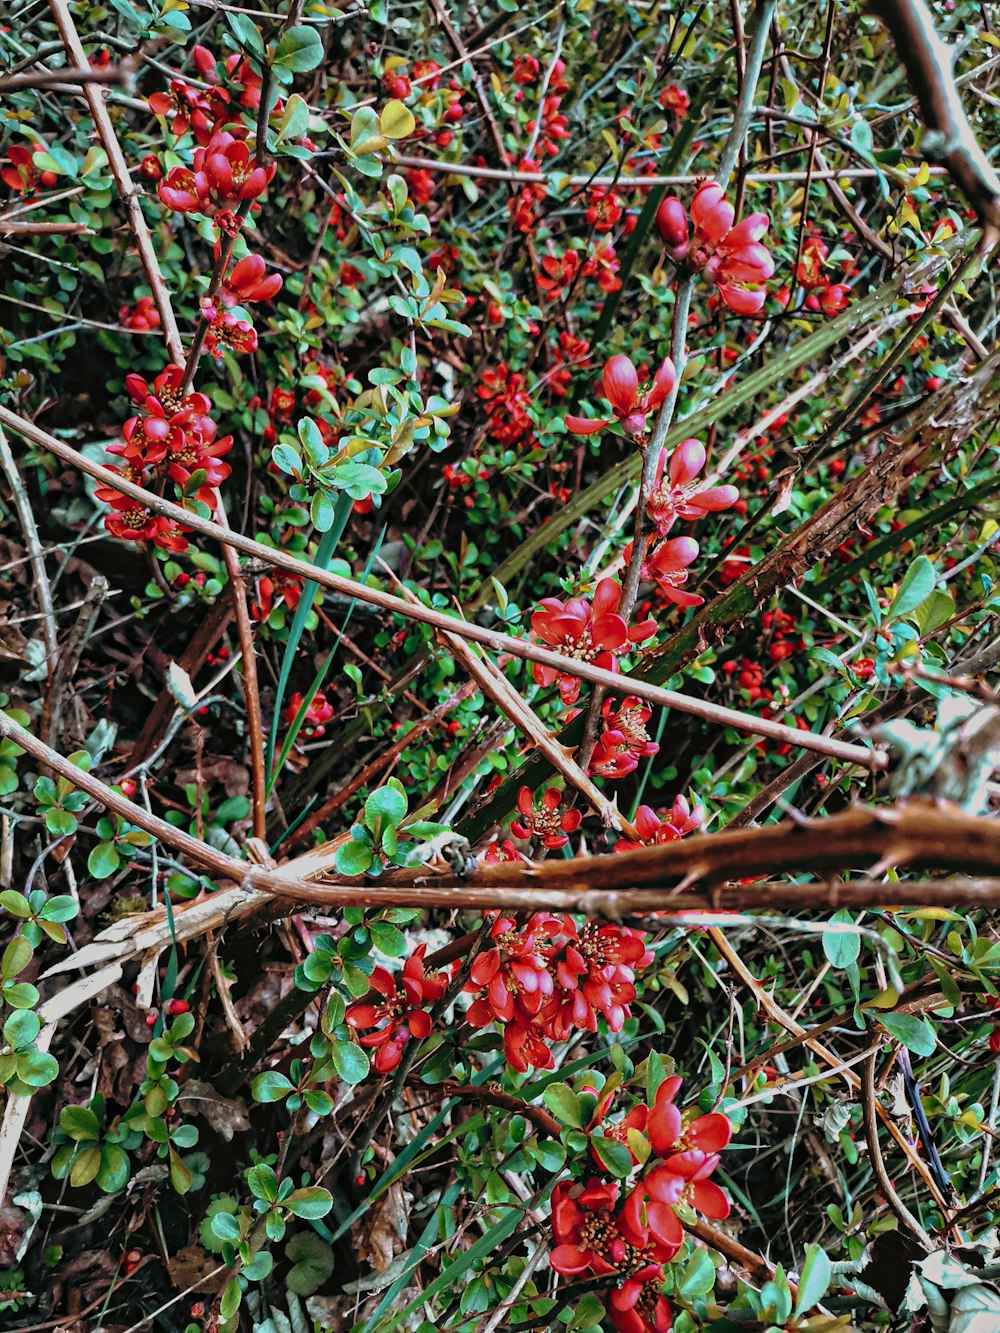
[345,945,449,1073]
[656,181,773,314]
[565,354,675,439]
[646,439,739,537]
[529,578,657,705]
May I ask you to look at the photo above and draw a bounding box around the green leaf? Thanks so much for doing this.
[211,1211,242,1242]
[335,838,377,876]
[252,1070,295,1103]
[590,1134,633,1178]
[542,1082,584,1127]
[677,1246,717,1299]
[285,1186,333,1219]
[97,1144,131,1193]
[87,842,121,880]
[4,1008,40,1047]
[794,1243,833,1315]
[364,783,407,831]
[274,25,323,72]
[285,1230,335,1295]
[379,100,415,140]
[70,1145,102,1187]
[276,93,311,144]
[2,935,32,980]
[822,910,861,969]
[888,555,937,621]
[350,106,386,156]
[0,890,31,918]
[369,921,406,956]
[39,895,78,922]
[331,1039,370,1085]
[220,1276,242,1321]
[248,1164,279,1202]
[60,1105,101,1142]
[879,1012,936,1057]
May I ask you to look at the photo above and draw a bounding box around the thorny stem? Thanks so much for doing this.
[578,0,775,773]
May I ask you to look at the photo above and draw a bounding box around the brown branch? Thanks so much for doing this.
[0,66,123,92]
[46,0,183,360]
[3,706,1000,918]
[0,405,888,774]
[868,0,1000,243]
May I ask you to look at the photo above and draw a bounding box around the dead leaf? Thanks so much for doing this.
[167,1244,228,1294]
[177,1080,250,1142]
[354,1180,411,1273]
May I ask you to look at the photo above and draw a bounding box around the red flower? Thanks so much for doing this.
[549,920,650,1035]
[250,572,303,622]
[565,355,675,439]
[148,79,228,145]
[2,143,58,194]
[158,131,274,216]
[646,439,739,537]
[550,1178,628,1276]
[478,838,527,865]
[204,310,258,358]
[510,788,582,850]
[550,1180,674,1332]
[284,690,335,739]
[614,797,703,853]
[221,253,283,305]
[658,84,689,118]
[119,297,161,332]
[345,945,448,1073]
[657,182,773,314]
[620,1076,733,1251]
[530,579,656,705]
[622,536,702,609]
[97,490,189,552]
[820,282,851,316]
[590,695,660,777]
[586,186,624,232]
[466,913,558,1025]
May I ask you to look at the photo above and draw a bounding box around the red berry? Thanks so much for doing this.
[145,1012,157,1027]
[165,998,190,1016]
[354,1172,366,1186]
[119,778,136,797]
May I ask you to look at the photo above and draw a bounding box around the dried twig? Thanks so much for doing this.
[0,426,58,689]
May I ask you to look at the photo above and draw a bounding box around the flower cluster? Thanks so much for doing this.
[464,913,652,1072]
[345,946,450,1072]
[589,695,659,780]
[549,1076,733,1331]
[530,578,657,705]
[656,180,773,314]
[283,689,335,739]
[794,234,852,317]
[476,363,536,447]
[2,141,58,194]
[537,245,622,301]
[97,365,235,550]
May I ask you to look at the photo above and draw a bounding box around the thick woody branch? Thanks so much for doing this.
[869,0,1000,243]
[0,406,887,773]
[3,704,1000,919]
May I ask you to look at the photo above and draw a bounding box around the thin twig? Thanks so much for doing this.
[46,0,183,360]
[0,426,58,691]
